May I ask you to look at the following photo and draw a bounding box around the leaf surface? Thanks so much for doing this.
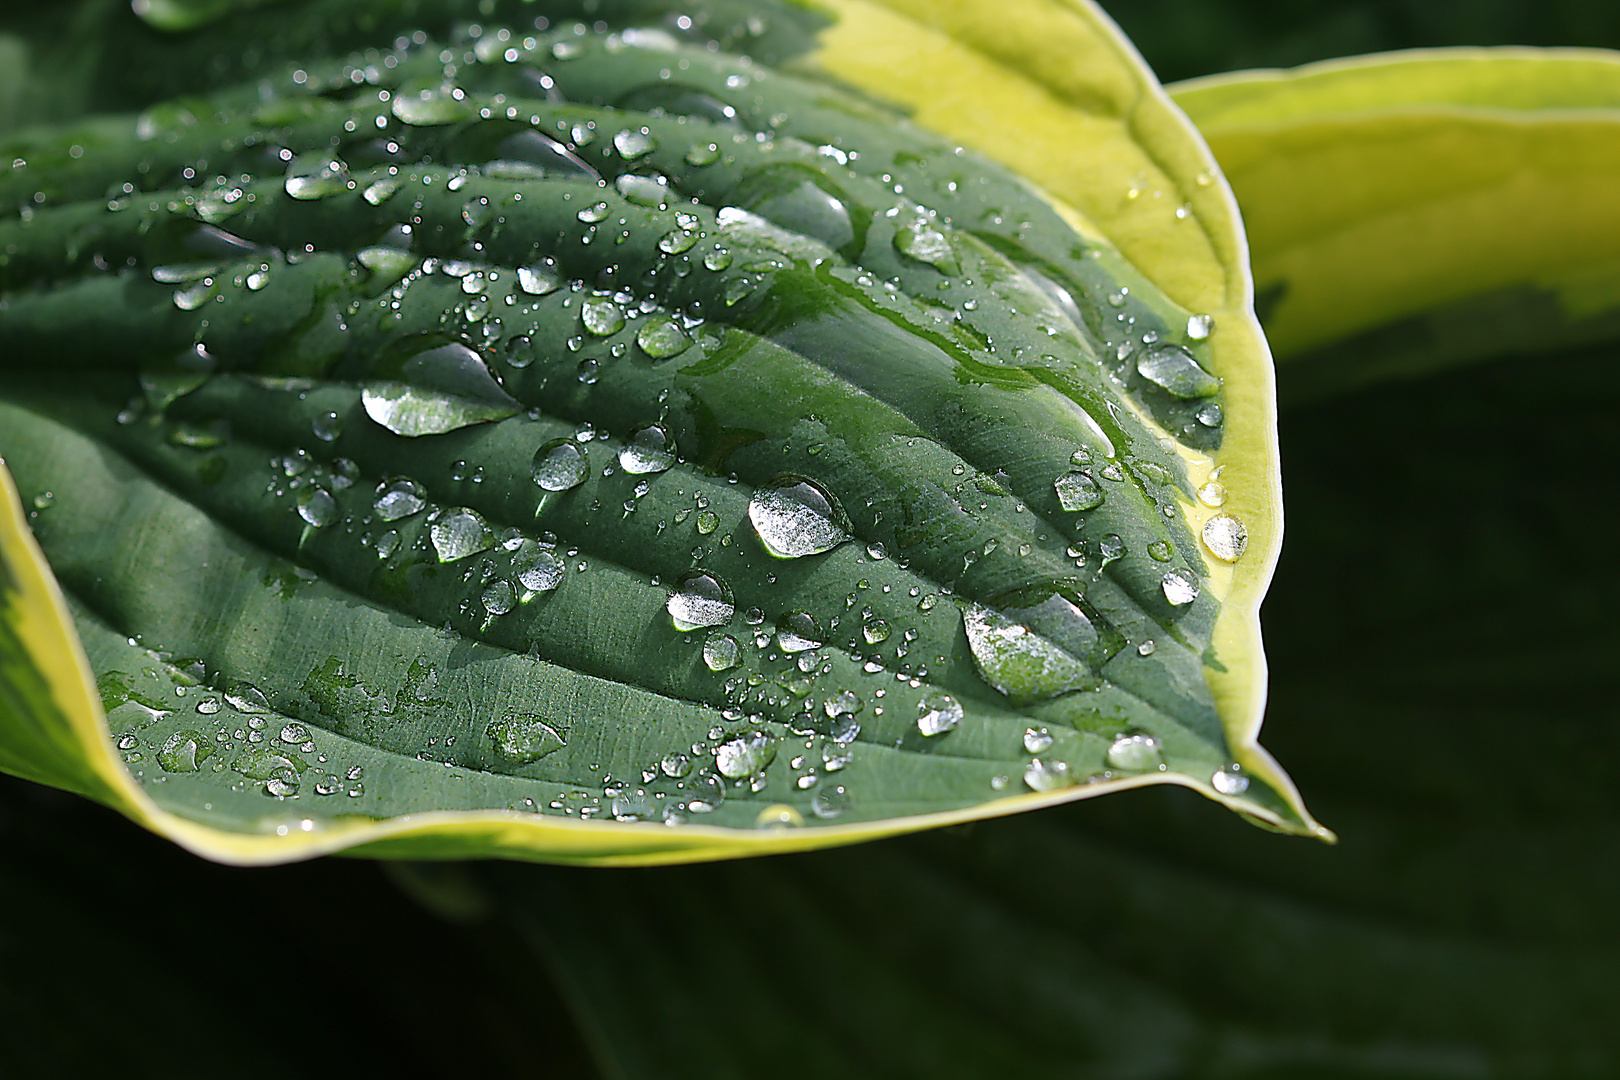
[0,0,1312,864]
[1173,48,1620,400]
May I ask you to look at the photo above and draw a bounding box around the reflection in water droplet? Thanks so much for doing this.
[1202,513,1248,563]
[619,424,675,474]
[776,611,823,653]
[296,487,338,527]
[1137,345,1220,399]
[581,296,625,336]
[157,730,213,772]
[1107,733,1163,771]
[518,265,560,295]
[715,731,776,778]
[963,604,1091,700]
[1054,471,1104,512]
[1212,766,1249,795]
[916,693,962,737]
[431,508,494,562]
[748,476,850,558]
[1161,568,1199,606]
[1023,758,1074,792]
[811,784,850,819]
[373,478,426,521]
[667,570,733,631]
[703,633,741,671]
[531,438,588,492]
[487,714,565,763]
[636,317,691,358]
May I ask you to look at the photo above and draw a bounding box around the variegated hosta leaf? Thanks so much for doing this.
[1173,48,1620,402]
[0,0,1319,864]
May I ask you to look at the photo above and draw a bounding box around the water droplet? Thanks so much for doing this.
[1148,540,1173,562]
[392,87,473,125]
[695,510,719,534]
[755,804,802,828]
[1196,402,1224,427]
[1187,313,1213,340]
[577,201,610,223]
[581,296,625,336]
[296,487,338,527]
[172,280,214,310]
[614,173,667,207]
[613,128,657,159]
[362,177,402,205]
[532,438,588,492]
[916,693,962,737]
[1107,733,1163,771]
[866,542,887,561]
[1197,481,1227,508]
[1054,471,1104,512]
[1137,640,1156,656]
[517,264,560,295]
[776,611,823,653]
[1023,758,1074,792]
[515,547,564,593]
[963,603,1091,700]
[715,731,776,778]
[279,722,310,745]
[431,508,494,562]
[611,789,655,821]
[811,784,850,819]
[824,691,862,719]
[894,223,958,274]
[373,478,426,521]
[1023,727,1053,753]
[157,729,213,772]
[224,681,271,714]
[1161,568,1199,606]
[862,619,890,645]
[362,344,520,437]
[311,411,343,442]
[1212,766,1249,795]
[619,424,675,474]
[703,248,732,271]
[1099,535,1126,562]
[667,570,734,631]
[487,714,565,763]
[703,633,741,671]
[284,156,350,199]
[658,229,697,255]
[661,752,692,778]
[686,142,720,166]
[1202,513,1248,563]
[748,476,851,558]
[1137,345,1220,399]
[635,317,691,358]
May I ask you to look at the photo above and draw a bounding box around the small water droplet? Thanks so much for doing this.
[614,173,667,207]
[862,619,890,645]
[362,177,402,205]
[1023,758,1074,792]
[635,317,691,358]
[685,142,720,166]
[661,752,693,778]
[1148,540,1173,562]
[392,87,473,125]
[1023,727,1053,754]
[613,128,657,159]
[373,478,426,521]
[658,229,697,255]
[1212,766,1249,795]
[517,264,560,295]
[284,156,350,199]
[157,729,213,772]
[894,222,958,274]
[1198,481,1227,508]
[667,570,734,630]
[296,487,338,527]
[580,296,625,336]
[695,510,719,534]
[1196,402,1224,427]
[1187,313,1213,340]
[1107,733,1163,771]
[1137,345,1220,399]
[487,714,566,763]
[703,248,732,271]
[577,201,610,223]
[776,611,823,653]
[715,731,776,778]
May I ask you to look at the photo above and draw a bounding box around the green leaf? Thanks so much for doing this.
[0,0,1317,864]
[1173,48,1620,401]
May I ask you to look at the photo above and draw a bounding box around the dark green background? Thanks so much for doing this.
[4,2,1619,1076]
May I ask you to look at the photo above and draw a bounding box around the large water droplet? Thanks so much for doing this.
[362,343,520,437]
[1212,766,1249,795]
[1107,733,1163,771]
[577,201,610,223]
[614,173,668,208]
[1023,758,1074,792]
[894,222,959,274]
[667,570,734,630]
[515,547,564,593]
[487,714,565,763]
[916,693,963,737]
[703,633,741,671]
[373,478,426,521]
[517,264,561,295]
[157,729,214,772]
[613,128,657,159]
[284,156,350,200]
[1201,513,1247,562]
[392,87,474,126]
[532,438,588,491]
[636,317,691,358]
[431,508,494,562]
[619,424,675,474]
[963,604,1092,701]
[715,731,775,778]
[1137,345,1220,399]
[296,487,338,527]
[1054,471,1104,512]
[747,476,850,558]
